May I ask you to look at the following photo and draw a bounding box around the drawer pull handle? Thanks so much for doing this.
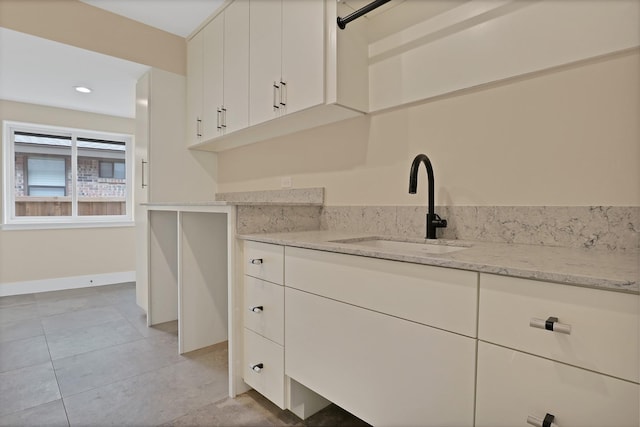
[250,363,264,373]
[527,413,557,427]
[530,317,571,335]
[249,306,263,313]
[250,258,263,265]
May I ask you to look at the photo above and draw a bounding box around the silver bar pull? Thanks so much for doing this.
[527,413,558,427]
[221,106,227,128]
[249,258,263,265]
[530,317,571,335]
[196,117,202,137]
[216,108,222,130]
[250,363,263,373]
[279,80,287,107]
[249,306,263,313]
[273,82,280,110]
[141,160,148,188]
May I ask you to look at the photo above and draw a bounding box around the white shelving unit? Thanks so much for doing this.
[145,204,245,398]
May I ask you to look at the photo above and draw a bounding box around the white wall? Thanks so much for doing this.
[217,49,640,207]
[0,100,136,285]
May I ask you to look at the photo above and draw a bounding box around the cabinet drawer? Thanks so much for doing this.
[285,247,478,337]
[243,328,285,409]
[244,241,284,285]
[478,273,639,382]
[285,287,476,427]
[476,342,639,427]
[244,276,284,345]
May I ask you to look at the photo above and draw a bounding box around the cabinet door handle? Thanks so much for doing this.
[141,160,148,188]
[249,306,263,313]
[279,80,287,107]
[530,317,571,334]
[527,413,558,427]
[196,117,202,137]
[250,363,264,373]
[221,106,227,128]
[273,82,280,110]
[249,258,263,265]
[216,108,222,130]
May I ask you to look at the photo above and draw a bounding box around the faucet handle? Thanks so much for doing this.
[426,212,447,239]
[431,214,447,228]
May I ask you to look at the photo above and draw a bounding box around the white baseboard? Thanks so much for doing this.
[0,271,136,297]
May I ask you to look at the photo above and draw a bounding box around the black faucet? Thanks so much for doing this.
[408,154,447,239]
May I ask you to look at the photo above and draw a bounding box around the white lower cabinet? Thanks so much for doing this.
[284,246,478,337]
[242,242,286,409]
[285,286,476,427]
[243,329,285,408]
[475,341,639,427]
[476,273,639,426]
[244,241,284,285]
[479,273,639,382]
[240,242,639,426]
[244,276,284,345]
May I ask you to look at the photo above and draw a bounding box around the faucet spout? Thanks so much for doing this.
[408,154,447,239]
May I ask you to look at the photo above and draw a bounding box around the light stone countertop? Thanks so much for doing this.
[143,201,230,206]
[238,230,640,294]
[143,186,324,208]
[142,200,319,207]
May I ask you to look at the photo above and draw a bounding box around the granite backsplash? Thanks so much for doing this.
[236,205,639,252]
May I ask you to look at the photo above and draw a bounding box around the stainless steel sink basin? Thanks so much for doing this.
[330,238,470,255]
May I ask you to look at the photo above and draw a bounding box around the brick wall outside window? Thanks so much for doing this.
[14,154,125,198]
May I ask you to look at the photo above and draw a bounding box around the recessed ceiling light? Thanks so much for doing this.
[74,86,92,94]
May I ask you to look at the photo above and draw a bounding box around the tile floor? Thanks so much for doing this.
[0,283,369,427]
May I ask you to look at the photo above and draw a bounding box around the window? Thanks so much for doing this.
[27,157,67,196]
[3,121,133,227]
[99,160,126,179]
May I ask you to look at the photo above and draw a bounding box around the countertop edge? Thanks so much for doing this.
[238,233,639,294]
[142,201,322,207]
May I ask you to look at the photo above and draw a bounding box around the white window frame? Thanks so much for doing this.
[2,121,134,229]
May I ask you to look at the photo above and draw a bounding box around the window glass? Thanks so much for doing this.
[99,161,114,178]
[77,139,127,216]
[28,186,66,197]
[27,157,66,195]
[113,162,126,179]
[15,132,71,217]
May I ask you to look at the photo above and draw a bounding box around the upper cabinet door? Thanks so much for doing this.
[249,0,282,126]
[281,0,325,115]
[202,13,224,141]
[223,0,250,134]
[186,0,366,150]
[186,31,204,146]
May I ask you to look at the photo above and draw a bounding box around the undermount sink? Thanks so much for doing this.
[330,238,470,255]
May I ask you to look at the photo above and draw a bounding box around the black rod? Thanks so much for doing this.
[337,0,392,29]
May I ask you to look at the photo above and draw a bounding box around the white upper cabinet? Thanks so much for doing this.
[187,1,250,146]
[202,13,224,141]
[281,0,325,115]
[223,0,249,134]
[250,0,325,126]
[248,0,283,127]
[186,31,204,146]
[187,0,368,152]
[187,0,637,149]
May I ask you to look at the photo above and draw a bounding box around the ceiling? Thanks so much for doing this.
[0,27,149,118]
[79,0,226,38]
